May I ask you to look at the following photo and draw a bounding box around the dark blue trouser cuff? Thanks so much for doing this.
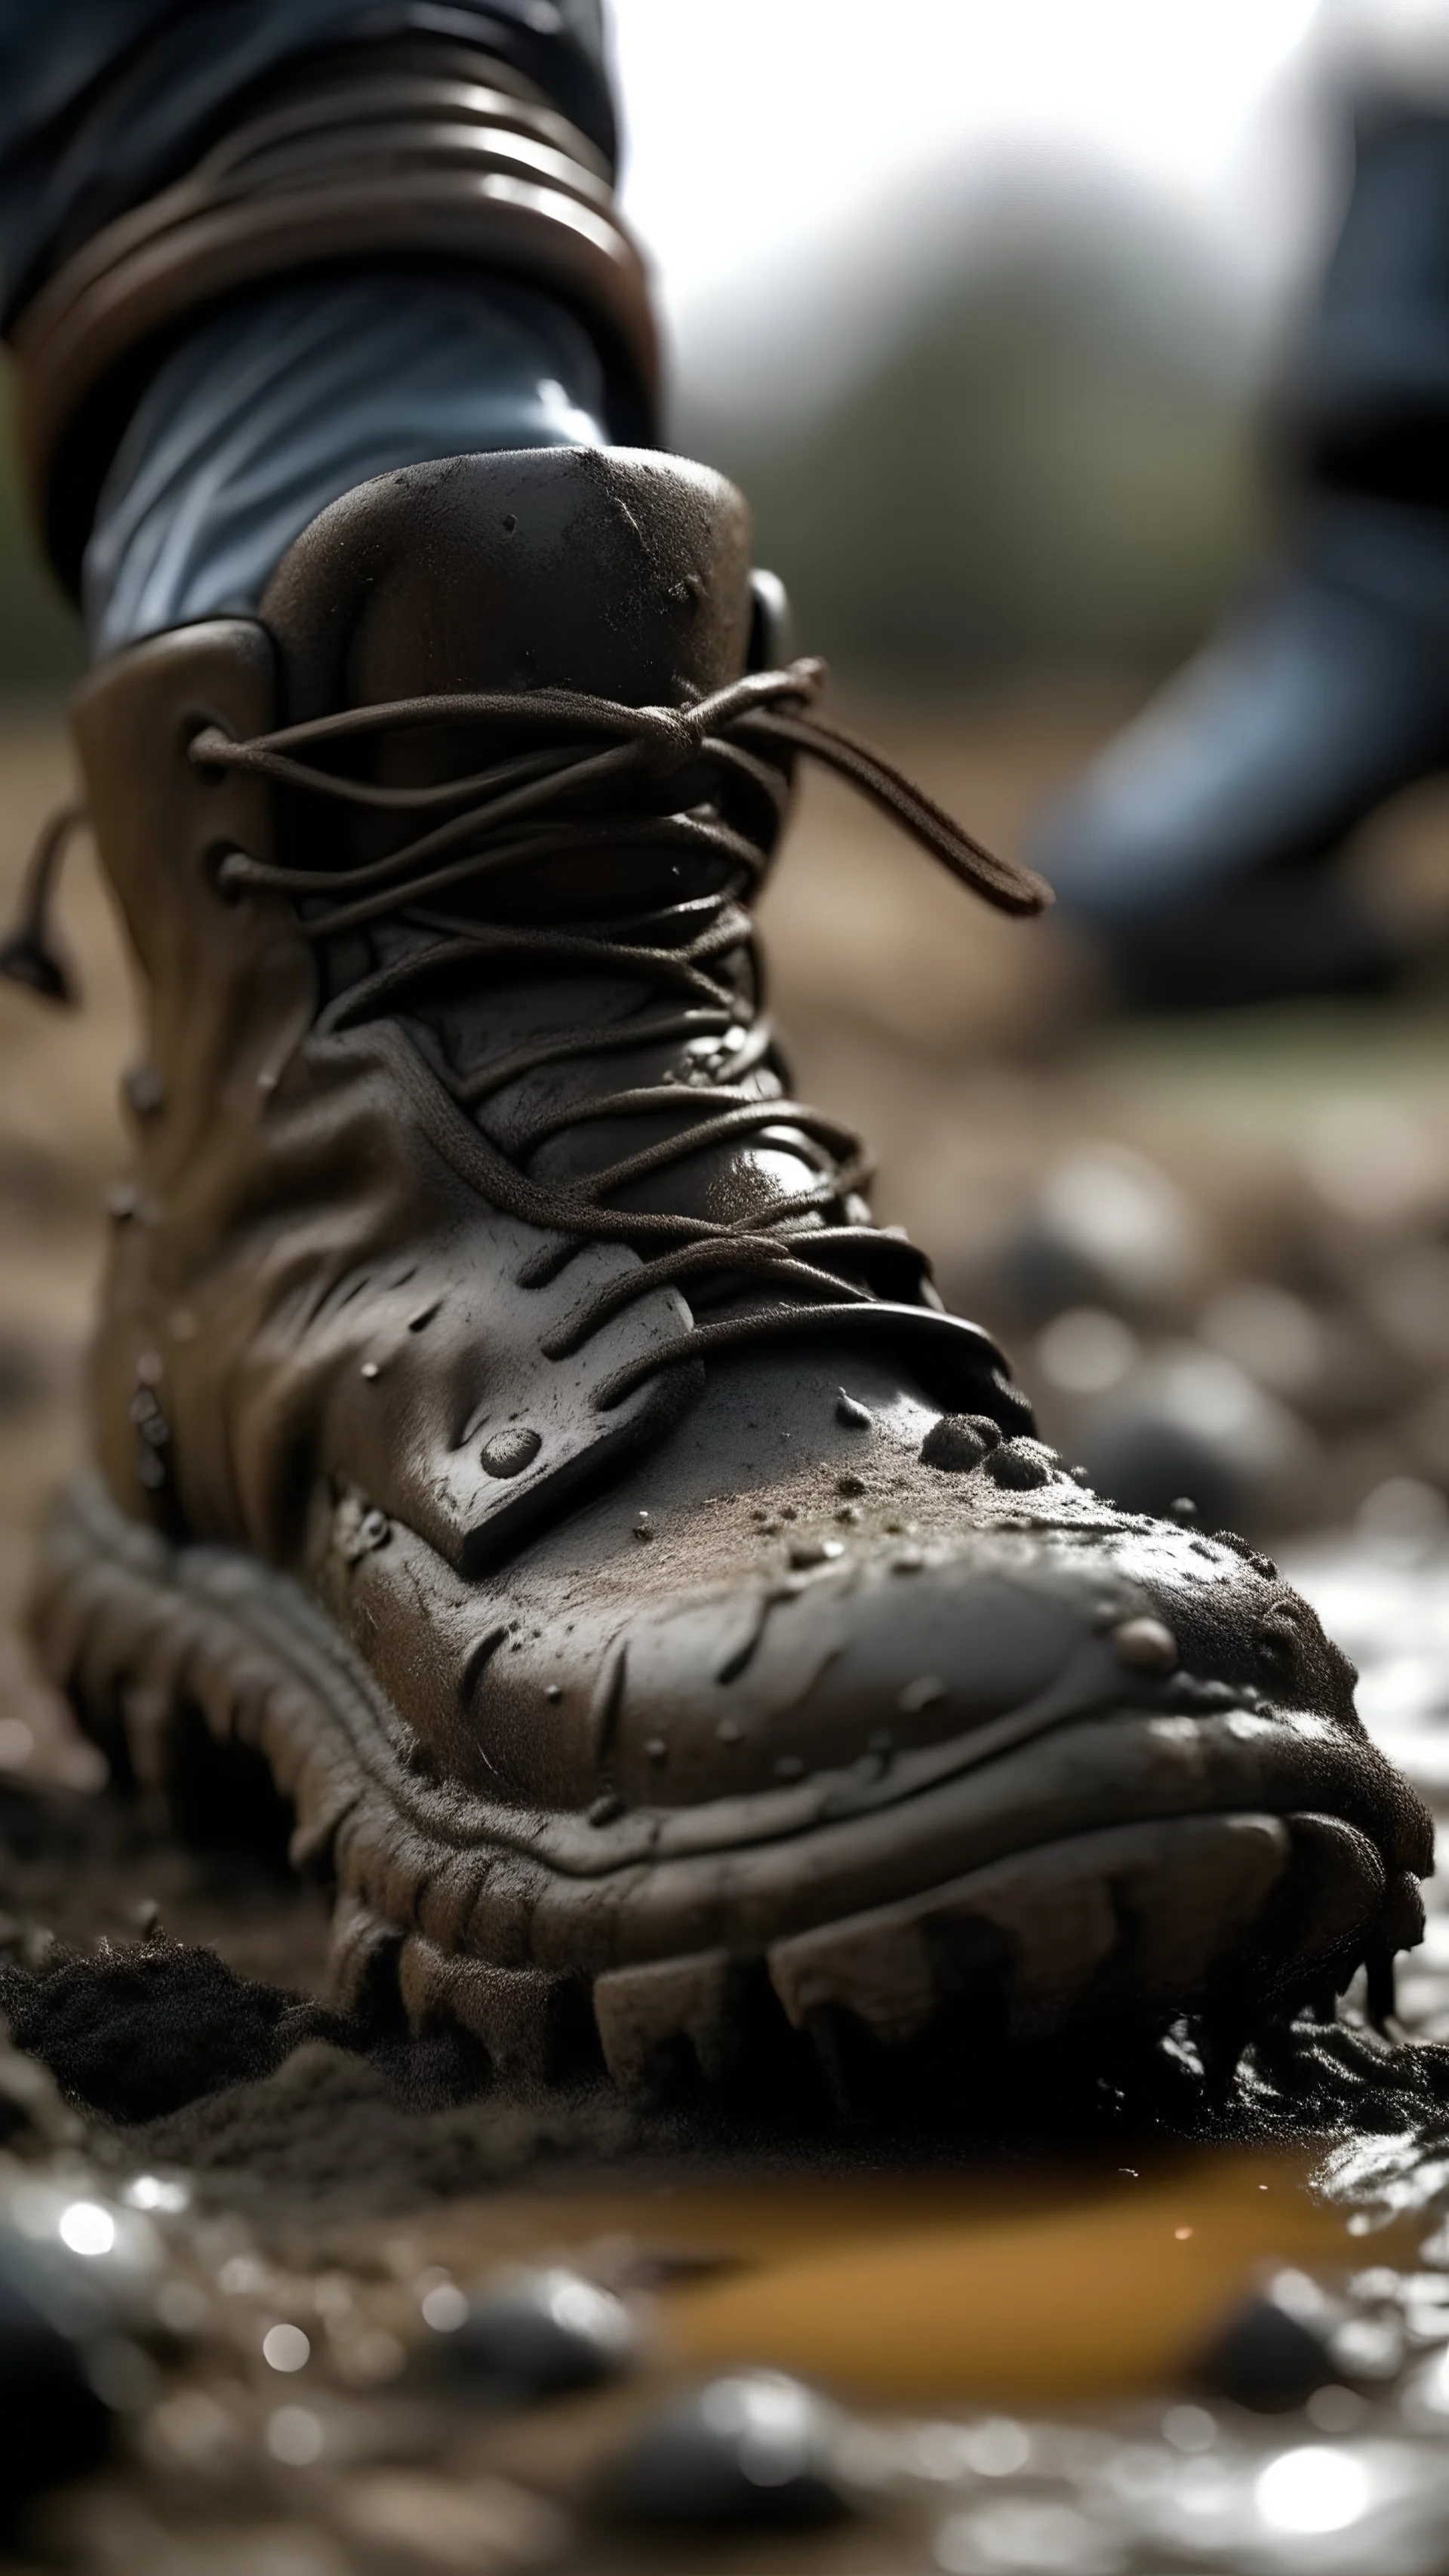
[83,272,611,654]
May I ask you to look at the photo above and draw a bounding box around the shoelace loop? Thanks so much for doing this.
[2,662,1043,1413]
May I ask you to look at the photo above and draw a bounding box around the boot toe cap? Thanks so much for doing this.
[608,1506,1378,1817]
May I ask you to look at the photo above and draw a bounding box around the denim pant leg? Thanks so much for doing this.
[0,2,624,653]
[0,2,614,325]
[84,273,617,654]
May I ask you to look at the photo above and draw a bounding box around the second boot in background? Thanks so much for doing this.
[1036,93,1449,1010]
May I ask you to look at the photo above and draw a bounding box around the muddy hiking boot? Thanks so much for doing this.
[1036,97,1449,1013]
[10,446,1432,2107]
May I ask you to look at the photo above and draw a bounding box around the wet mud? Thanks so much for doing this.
[4,1666,1449,2575]
[0,1829,1445,2190]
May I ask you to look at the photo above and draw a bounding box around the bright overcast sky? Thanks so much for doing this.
[609,0,1337,372]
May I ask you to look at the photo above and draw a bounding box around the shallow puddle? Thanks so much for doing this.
[372,2144,1416,2404]
[655,2150,1385,2401]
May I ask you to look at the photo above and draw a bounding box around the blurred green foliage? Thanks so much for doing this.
[682,199,1264,681]
[0,359,85,694]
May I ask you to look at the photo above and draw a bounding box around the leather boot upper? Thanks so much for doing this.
[66,448,1429,1892]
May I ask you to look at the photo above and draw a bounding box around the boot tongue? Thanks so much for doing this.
[260,446,755,719]
[260,448,811,1241]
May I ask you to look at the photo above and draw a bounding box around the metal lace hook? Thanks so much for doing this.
[0,800,89,1006]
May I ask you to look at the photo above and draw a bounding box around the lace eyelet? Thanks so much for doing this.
[206,844,251,907]
[184,717,232,786]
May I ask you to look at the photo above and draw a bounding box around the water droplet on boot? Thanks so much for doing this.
[1112,1617,1179,1670]
[481,1426,542,1478]
[898,1675,945,1715]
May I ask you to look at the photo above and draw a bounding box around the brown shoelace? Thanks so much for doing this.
[3,659,1049,1410]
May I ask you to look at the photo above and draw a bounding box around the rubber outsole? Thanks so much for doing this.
[24,1476,1421,2103]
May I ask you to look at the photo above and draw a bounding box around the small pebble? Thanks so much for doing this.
[602,2371,851,2528]
[835,1393,872,1429]
[982,1439,1054,1491]
[789,1536,844,1568]
[0,2228,114,2519]
[423,2267,635,2404]
[1112,1616,1179,1672]
[1195,2289,1337,2414]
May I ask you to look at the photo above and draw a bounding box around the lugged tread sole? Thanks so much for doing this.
[23,1476,1415,2104]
